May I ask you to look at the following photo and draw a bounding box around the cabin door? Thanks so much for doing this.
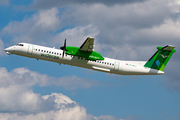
[114,61,120,71]
[27,45,34,55]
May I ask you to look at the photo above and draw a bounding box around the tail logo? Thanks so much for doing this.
[156,60,161,66]
[159,54,168,58]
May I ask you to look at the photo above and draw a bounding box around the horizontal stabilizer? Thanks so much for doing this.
[157,45,176,52]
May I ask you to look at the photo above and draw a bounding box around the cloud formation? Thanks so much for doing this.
[0,67,99,91]
[0,67,128,120]
[52,25,100,47]
[30,0,147,10]
[2,8,61,44]
[0,67,89,113]
[0,93,92,120]
[2,0,179,59]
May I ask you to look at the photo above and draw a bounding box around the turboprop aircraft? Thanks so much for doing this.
[4,37,176,75]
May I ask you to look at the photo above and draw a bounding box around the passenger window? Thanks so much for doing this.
[44,50,46,52]
[60,53,61,55]
[105,62,106,64]
[49,51,51,53]
[102,62,104,64]
[52,52,53,54]
[38,49,40,51]
[107,63,109,65]
[112,64,114,66]
[54,52,56,54]
[57,53,59,55]
[41,50,43,52]
[47,51,48,53]
[81,57,83,60]
[35,49,37,51]
[78,57,80,59]
[110,63,111,65]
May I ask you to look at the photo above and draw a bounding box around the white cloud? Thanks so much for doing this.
[2,7,60,34]
[1,0,170,46]
[0,67,127,120]
[1,8,61,44]
[132,19,180,46]
[0,90,139,120]
[0,85,42,112]
[0,67,99,90]
[0,93,92,120]
[52,25,100,47]
[0,67,92,112]
[168,0,180,13]
[0,67,92,118]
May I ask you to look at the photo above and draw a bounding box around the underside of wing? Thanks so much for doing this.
[79,37,94,52]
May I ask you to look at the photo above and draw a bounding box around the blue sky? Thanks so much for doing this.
[0,0,180,120]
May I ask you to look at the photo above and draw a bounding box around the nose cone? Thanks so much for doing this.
[4,48,9,52]
[4,47,13,55]
[4,47,11,52]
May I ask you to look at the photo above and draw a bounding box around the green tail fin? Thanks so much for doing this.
[144,45,176,71]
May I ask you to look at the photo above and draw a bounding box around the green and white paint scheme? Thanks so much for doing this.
[144,46,176,71]
[4,38,176,75]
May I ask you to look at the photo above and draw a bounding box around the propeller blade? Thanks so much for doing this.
[62,50,65,59]
[61,38,66,59]
[64,38,66,48]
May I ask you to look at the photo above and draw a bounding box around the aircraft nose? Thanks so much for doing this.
[4,48,8,52]
[4,47,13,55]
[4,47,11,52]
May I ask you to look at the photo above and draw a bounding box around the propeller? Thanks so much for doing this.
[60,38,66,59]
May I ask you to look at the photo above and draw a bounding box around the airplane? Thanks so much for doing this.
[4,37,176,75]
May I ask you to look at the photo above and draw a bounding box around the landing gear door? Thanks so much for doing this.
[114,61,120,71]
[27,45,34,55]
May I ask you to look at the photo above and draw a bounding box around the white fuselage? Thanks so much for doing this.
[4,43,164,75]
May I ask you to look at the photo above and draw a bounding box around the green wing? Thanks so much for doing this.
[65,37,104,61]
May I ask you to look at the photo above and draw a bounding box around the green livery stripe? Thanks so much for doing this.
[144,45,176,71]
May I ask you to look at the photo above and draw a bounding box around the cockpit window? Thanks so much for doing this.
[16,44,24,46]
